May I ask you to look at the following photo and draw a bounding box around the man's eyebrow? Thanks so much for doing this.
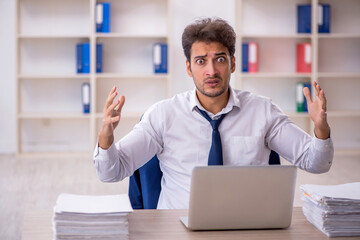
[193,54,207,59]
[193,52,227,59]
[215,52,227,56]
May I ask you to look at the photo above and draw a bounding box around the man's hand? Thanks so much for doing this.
[303,81,330,139]
[98,86,125,149]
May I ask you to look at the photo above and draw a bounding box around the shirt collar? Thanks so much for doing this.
[190,86,241,117]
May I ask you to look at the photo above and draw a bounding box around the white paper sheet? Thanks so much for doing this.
[54,193,133,214]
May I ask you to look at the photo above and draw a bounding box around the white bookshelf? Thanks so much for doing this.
[16,0,170,155]
[16,0,360,155]
[236,0,360,154]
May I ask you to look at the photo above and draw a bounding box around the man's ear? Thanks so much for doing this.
[231,56,236,73]
[186,60,193,77]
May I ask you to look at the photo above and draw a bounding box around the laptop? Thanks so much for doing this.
[180,165,297,230]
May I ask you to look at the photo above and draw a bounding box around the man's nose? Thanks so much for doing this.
[205,61,217,76]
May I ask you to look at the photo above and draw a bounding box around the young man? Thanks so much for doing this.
[94,18,333,209]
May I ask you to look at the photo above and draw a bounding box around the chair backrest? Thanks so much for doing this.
[128,151,280,209]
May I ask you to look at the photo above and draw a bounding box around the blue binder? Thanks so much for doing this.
[318,4,331,33]
[153,43,168,74]
[76,44,83,73]
[242,43,248,72]
[96,3,103,32]
[102,3,111,33]
[96,43,103,73]
[81,83,90,114]
[96,3,111,33]
[82,43,90,74]
[297,4,311,33]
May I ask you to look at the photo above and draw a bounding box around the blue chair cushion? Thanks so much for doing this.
[129,155,162,209]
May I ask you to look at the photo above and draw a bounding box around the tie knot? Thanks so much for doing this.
[197,107,226,130]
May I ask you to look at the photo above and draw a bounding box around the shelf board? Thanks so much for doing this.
[96,73,169,79]
[285,111,360,118]
[334,148,360,156]
[16,151,93,158]
[19,113,91,119]
[241,34,312,39]
[18,74,90,79]
[18,34,90,39]
[318,33,360,39]
[241,73,311,78]
[327,111,360,117]
[96,33,167,39]
[318,72,360,78]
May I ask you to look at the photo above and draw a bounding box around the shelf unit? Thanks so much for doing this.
[235,0,360,154]
[16,0,170,155]
[16,0,359,155]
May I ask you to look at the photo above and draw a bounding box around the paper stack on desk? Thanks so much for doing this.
[300,182,360,237]
[53,193,133,240]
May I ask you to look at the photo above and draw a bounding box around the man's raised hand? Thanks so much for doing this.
[303,81,330,139]
[98,86,125,149]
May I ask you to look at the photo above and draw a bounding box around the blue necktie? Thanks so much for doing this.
[197,107,226,165]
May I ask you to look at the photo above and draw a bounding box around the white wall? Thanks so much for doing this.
[0,0,16,154]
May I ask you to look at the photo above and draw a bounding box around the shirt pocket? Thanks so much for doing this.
[228,136,264,165]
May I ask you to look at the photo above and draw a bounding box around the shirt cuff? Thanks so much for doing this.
[312,135,334,153]
[93,140,117,162]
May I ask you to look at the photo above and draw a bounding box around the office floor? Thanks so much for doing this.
[0,153,359,240]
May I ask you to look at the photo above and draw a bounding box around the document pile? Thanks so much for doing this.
[300,182,360,237]
[53,193,133,240]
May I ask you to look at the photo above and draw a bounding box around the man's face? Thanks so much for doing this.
[186,41,235,98]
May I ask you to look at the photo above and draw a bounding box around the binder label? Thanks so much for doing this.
[318,4,323,26]
[249,43,257,63]
[153,44,161,65]
[305,44,311,64]
[296,83,304,103]
[96,4,103,24]
[82,84,90,105]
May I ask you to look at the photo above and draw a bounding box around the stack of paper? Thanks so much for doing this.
[53,193,133,240]
[300,182,360,237]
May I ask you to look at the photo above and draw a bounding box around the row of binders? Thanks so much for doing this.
[242,42,311,73]
[76,43,103,74]
[300,182,360,237]
[53,193,133,240]
[95,2,330,34]
[95,2,331,34]
[76,43,168,74]
[81,81,312,114]
[297,4,331,33]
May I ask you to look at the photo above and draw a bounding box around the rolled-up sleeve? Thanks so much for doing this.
[266,101,334,174]
[93,105,164,182]
[306,135,333,173]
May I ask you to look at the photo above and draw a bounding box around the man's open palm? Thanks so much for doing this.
[303,82,330,139]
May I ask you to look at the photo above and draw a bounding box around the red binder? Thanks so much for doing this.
[248,42,258,73]
[296,43,312,73]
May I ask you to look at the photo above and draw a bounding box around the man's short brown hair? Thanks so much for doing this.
[182,17,236,62]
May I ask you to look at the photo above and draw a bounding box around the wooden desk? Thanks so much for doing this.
[22,207,359,240]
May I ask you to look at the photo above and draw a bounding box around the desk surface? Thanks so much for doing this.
[22,207,359,240]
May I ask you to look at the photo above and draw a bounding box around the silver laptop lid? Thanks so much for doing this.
[186,165,297,230]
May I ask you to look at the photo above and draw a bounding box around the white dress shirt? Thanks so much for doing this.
[94,87,334,209]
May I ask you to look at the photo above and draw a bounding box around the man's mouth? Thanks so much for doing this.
[205,78,221,87]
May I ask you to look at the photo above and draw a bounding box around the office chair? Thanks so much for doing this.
[128,150,280,209]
